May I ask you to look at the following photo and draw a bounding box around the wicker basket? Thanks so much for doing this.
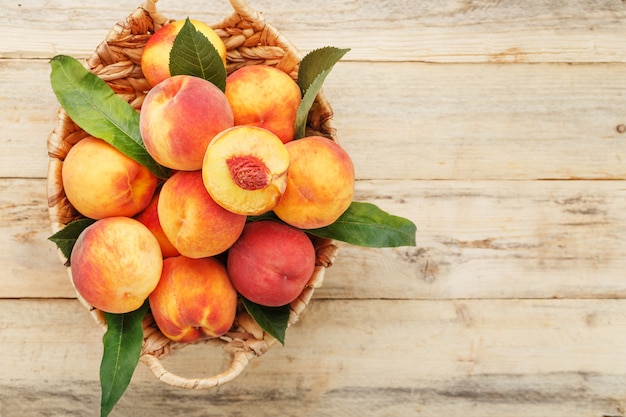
[47,0,339,389]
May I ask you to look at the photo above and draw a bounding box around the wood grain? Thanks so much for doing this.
[2,0,625,63]
[4,60,626,180]
[3,178,625,300]
[2,298,626,416]
[2,0,626,415]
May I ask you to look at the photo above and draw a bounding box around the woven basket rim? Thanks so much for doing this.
[46,0,339,389]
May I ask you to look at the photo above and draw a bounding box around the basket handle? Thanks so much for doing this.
[143,0,260,22]
[139,347,257,389]
[228,0,259,20]
[135,263,334,389]
[137,308,279,389]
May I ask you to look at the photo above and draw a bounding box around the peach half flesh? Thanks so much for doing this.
[202,126,290,216]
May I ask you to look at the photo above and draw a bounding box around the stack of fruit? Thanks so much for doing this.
[47,4,416,415]
[58,18,355,344]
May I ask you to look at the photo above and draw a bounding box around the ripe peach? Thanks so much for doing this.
[134,188,181,258]
[61,136,158,220]
[227,220,316,307]
[225,65,301,144]
[140,74,234,171]
[273,136,355,229]
[157,170,246,258]
[70,217,163,314]
[141,19,227,88]
[149,256,237,343]
[202,126,290,216]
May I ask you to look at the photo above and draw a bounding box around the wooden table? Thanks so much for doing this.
[2,0,626,415]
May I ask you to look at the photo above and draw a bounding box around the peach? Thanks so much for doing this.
[140,74,234,171]
[273,136,355,229]
[149,256,237,343]
[61,136,158,220]
[227,220,316,307]
[70,216,163,314]
[134,188,181,258]
[141,19,227,88]
[225,65,301,144]
[202,126,290,216]
[157,170,246,258]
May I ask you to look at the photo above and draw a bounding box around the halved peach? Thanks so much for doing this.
[202,126,290,216]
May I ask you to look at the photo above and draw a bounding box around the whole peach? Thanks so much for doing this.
[202,126,290,216]
[227,220,316,307]
[273,136,355,229]
[140,75,234,171]
[158,170,246,258]
[225,65,301,144]
[149,256,237,343]
[70,217,163,314]
[141,19,227,87]
[61,136,158,220]
[134,188,181,258]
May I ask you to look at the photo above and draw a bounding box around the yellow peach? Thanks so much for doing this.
[273,136,355,229]
[134,188,181,258]
[141,19,226,88]
[149,256,237,343]
[157,170,246,258]
[61,136,158,220]
[225,65,301,144]
[70,217,163,314]
[140,75,234,171]
[202,126,290,216]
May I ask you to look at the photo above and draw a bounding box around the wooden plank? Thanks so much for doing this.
[4,59,626,180]
[2,0,626,63]
[4,1,626,416]
[330,62,626,181]
[0,60,59,180]
[326,179,626,300]
[0,178,74,298]
[3,178,626,300]
[2,298,626,416]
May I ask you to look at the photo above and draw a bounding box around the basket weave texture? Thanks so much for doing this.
[47,0,338,389]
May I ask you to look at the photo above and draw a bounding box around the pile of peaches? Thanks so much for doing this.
[62,19,354,343]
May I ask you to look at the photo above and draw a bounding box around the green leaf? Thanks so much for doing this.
[294,47,350,139]
[169,18,227,91]
[308,201,417,248]
[241,297,290,345]
[49,55,169,179]
[48,218,96,260]
[246,211,279,223]
[100,302,149,417]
